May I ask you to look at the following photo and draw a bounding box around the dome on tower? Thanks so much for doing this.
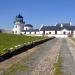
[14,14,25,24]
[16,14,23,18]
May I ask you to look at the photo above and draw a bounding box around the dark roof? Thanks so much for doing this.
[22,29,39,32]
[25,24,33,27]
[40,26,56,31]
[56,23,70,27]
[40,25,75,31]
[16,14,23,18]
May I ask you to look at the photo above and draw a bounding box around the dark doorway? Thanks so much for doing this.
[63,31,66,34]
[49,32,51,34]
[71,30,73,34]
[55,30,57,34]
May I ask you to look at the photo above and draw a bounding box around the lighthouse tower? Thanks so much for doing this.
[13,14,25,34]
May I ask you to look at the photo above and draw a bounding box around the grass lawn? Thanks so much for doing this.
[0,33,44,55]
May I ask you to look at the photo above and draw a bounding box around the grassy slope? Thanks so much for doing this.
[0,33,43,54]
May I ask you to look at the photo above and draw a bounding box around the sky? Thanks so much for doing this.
[0,0,75,29]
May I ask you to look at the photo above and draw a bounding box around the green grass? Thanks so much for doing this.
[54,55,63,75]
[0,33,44,55]
[70,38,75,42]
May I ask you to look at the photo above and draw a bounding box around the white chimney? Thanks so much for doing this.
[70,22,72,25]
[61,24,63,27]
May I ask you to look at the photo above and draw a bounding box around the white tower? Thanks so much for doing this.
[12,14,25,34]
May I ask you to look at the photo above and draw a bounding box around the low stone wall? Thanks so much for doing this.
[0,37,55,62]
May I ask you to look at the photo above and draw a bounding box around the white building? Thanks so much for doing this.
[12,14,33,34]
[12,14,25,34]
[12,14,75,37]
[40,23,75,37]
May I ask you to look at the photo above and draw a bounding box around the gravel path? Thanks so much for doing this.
[31,41,60,75]
[60,38,75,75]
[0,38,60,75]
[67,39,75,61]
[2,38,75,75]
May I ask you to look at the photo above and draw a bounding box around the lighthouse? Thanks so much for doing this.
[13,14,25,34]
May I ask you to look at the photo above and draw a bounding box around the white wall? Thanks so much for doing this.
[13,24,24,34]
[39,31,43,34]
[45,31,55,35]
[73,31,75,37]
[73,31,75,34]
[25,34,43,36]
[57,31,62,34]
[31,32,40,35]
[47,34,68,38]
[24,26,33,30]
[13,27,75,38]
[22,31,40,35]
[57,29,71,35]
[26,32,30,34]
[36,32,40,34]
[31,32,35,34]
[21,32,25,34]
[45,29,71,35]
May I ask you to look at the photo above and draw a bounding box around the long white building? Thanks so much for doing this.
[12,14,75,37]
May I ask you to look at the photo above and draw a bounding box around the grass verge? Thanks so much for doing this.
[54,54,63,75]
[0,33,44,55]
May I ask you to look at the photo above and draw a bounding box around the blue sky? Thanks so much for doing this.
[0,0,75,29]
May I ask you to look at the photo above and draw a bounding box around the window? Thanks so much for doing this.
[26,28,27,30]
[43,30,45,35]
[49,32,51,34]
[71,30,73,34]
[55,30,57,34]
[12,31,14,34]
[24,32,26,34]
[46,33,48,35]
[30,32,31,34]
[35,32,36,34]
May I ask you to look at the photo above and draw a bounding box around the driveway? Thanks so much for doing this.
[1,38,75,75]
[60,38,75,75]
[0,38,60,75]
